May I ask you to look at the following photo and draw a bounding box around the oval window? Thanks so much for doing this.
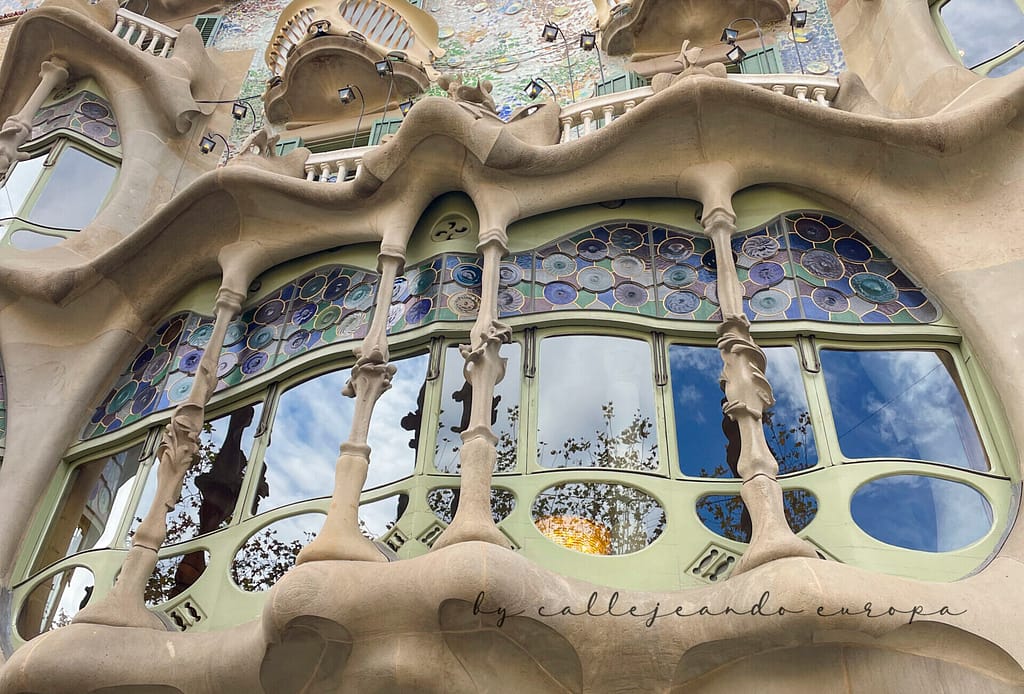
[146,550,211,605]
[697,490,818,543]
[851,475,993,552]
[231,513,325,592]
[531,482,665,555]
[427,487,515,524]
[18,566,94,639]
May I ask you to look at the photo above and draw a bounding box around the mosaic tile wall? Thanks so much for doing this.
[85,212,937,441]
[31,89,120,148]
[209,0,846,134]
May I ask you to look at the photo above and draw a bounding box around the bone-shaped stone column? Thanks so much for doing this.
[703,207,817,574]
[0,59,69,180]
[73,286,245,629]
[296,248,404,564]
[432,229,513,550]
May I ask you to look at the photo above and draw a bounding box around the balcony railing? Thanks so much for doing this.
[300,74,841,176]
[112,8,178,58]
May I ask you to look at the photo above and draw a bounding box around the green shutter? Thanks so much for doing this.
[274,137,304,156]
[738,47,782,75]
[369,117,403,145]
[595,72,647,96]
[193,15,223,47]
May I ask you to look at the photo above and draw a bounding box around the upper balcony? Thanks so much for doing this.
[263,0,444,126]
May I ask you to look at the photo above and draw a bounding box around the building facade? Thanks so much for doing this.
[0,0,1023,691]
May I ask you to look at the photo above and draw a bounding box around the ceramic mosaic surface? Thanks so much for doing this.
[30,89,120,148]
[738,213,940,324]
[774,0,847,76]
[84,213,924,440]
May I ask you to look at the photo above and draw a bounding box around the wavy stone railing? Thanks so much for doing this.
[557,75,840,141]
[303,144,376,181]
[268,7,317,77]
[111,8,179,58]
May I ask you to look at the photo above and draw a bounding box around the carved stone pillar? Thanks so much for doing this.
[703,208,817,574]
[296,250,404,564]
[432,228,512,550]
[0,59,69,180]
[73,286,245,629]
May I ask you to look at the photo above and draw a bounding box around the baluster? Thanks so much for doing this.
[702,207,817,574]
[581,109,594,134]
[112,14,125,38]
[772,84,787,96]
[160,36,174,58]
[337,160,349,182]
[354,158,364,178]
[793,85,809,101]
[432,222,513,550]
[624,99,636,112]
[306,167,317,181]
[602,105,615,128]
[561,117,572,142]
[812,87,828,107]
[297,250,405,563]
[73,286,247,628]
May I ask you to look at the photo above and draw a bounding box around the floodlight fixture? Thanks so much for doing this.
[579,31,596,50]
[721,27,739,44]
[399,99,414,116]
[791,9,808,28]
[542,23,560,42]
[231,101,248,120]
[375,59,393,77]
[524,77,557,101]
[198,132,230,157]
[338,86,356,104]
[726,43,747,64]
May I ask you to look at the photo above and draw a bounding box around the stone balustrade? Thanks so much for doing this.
[268,7,317,77]
[303,145,376,182]
[301,74,841,174]
[112,8,178,58]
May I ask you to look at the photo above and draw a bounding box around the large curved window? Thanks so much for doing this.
[16,208,1011,645]
[932,0,1024,76]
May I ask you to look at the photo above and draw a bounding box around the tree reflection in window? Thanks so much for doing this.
[17,566,94,639]
[427,487,515,524]
[145,551,210,605]
[532,482,666,555]
[537,336,658,470]
[821,349,987,470]
[696,490,818,543]
[435,344,521,474]
[671,345,816,477]
[230,513,324,593]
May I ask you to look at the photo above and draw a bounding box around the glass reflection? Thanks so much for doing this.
[230,513,323,592]
[255,353,428,513]
[28,147,117,229]
[132,403,264,548]
[851,475,993,552]
[427,487,515,524]
[672,345,817,477]
[537,336,657,470]
[940,0,1024,69]
[0,154,44,220]
[531,482,666,555]
[146,551,210,605]
[358,494,408,538]
[17,566,94,640]
[32,443,145,574]
[435,344,521,473]
[10,230,64,251]
[821,349,987,470]
[696,490,818,543]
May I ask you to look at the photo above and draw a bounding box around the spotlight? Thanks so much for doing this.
[375,59,393,77]
[579,31,596,51]
[231,101,248,120]
[399,99,414,116]
[338,86,355,104]
[721,27,739,44]
[525,79,544,99]
[541,23,559,42]
[726,43,747,64]
[199,134,217,154]
[791,9,808,28]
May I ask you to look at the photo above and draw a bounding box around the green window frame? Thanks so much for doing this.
[930,0,1024,76]
[193,14,224,47]
[0,137,120,250]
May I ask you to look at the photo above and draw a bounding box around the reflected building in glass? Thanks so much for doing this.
[0,0,1023,690]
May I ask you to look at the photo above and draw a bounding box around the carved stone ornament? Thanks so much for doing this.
[438,73,500,119]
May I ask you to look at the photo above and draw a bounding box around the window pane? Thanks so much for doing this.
[435,343,521,473]
[254,352,428,513]
[10,230,64,250]
[31,443,145,574]
[941,0,1024,67]
[672,345,817,477]
[0,154,45,220]
[17,566,94,640]
[131,403,264,545]
[231,513,324,592]
[537,336,657,470]
[989,48,1024,77]
[821,349,987,470]
[851,475,993,552]
[27,146,117,229]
